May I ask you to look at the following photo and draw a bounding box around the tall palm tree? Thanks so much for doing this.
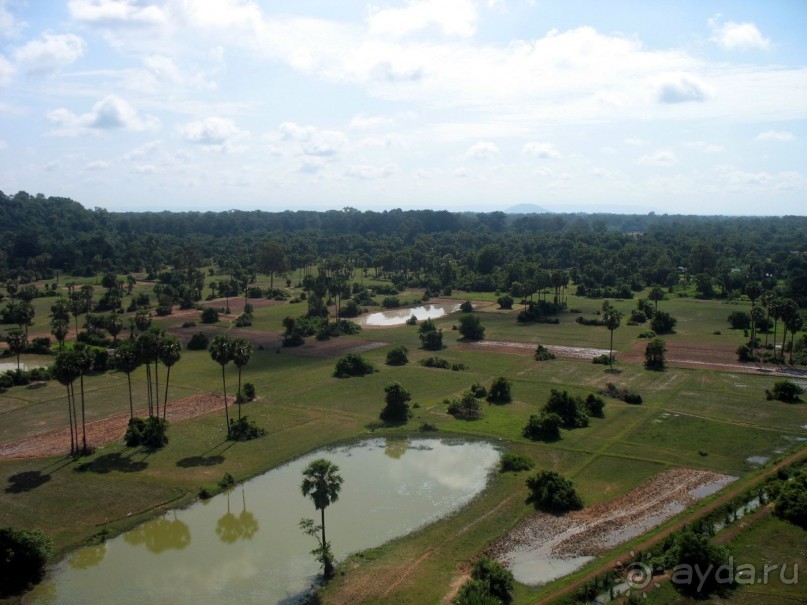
[301,458,343,578]
[106,313,124,345]
[750,305,766,351]
[759,290,776,347]
[231,337,253,419]
[112,341,141,420]
[648,287,665,313]
[209,334,234,437]
[136,330,161,417]
[5,331,27,374]
[53,350,81,456]
[51,319,70,350]
[158,336,182,419]
[74,344,93,454]
[603,308,622,369]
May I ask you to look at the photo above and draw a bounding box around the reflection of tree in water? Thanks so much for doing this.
[68,543,107,569]
[384,436,410,459]
[124,511,191,554]
[216,487,259,543]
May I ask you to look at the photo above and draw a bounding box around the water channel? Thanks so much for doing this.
[25,437,499,605]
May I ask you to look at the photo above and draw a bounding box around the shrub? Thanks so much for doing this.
[543,389,589,429]
[460,300,473,313]
[651,310,677,334]
[500,453,535,472]
[458,314,485,340]
[487,377,512,404]
[663,529,734,597]
[584,394,605,418]
[470,555,515,603]
[124,416,169,449]
[447,391,482,420]
[380,382,412,424]
[727,311,751,330]
[381,296,401,308]
[644,338,667,370]
[600,382,643,404]
[592,353,610,365]
[218,472,236,490]
[420,329,444,350]
[405,315,418,326]
[452,579,500,605]
[420,356,451,369]
[526,470,583,513]
[470,382,487,398]
[333,353,375,378]
[181,321,196,328]
[774,471,807,528]
[0,527,53,596]
[534,344,555,361]
[419,422,438,432]
[200,307,219,324]
[242,382,256,401]
[523,412,562,442]
[187,332,210,350]
[228,416,266,441]
[386,345,409,366]
[638,330,656,339]
[736,344,758,362]
[766,380,804,403]
[497,295,514,310]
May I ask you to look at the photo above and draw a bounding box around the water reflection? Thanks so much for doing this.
[217,488,259,544]
[68,544,106,569]
[384,437,409,459]
[124,511,191,554]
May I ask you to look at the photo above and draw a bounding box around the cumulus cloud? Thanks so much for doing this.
[179,116,249,151]
[270,122,348,157]
[0,54,13,86]
[756,130,795,142]
[710,19,770,51]
[638,150,678,167]
[68,0,167,27]
[367,0,477,39]
[656,73,710,104]
[522,142,560,158]
[465,141,499,160]
[346,162,398,179]
[123,139,161,160]
[349,113,393,129]
[47,95,160,135]
[683,141,725,153]
[14,33,85,75]
[84,160,112,170]
[139,54,215,90]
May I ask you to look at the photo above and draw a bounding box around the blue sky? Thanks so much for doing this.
[1,0,805,215]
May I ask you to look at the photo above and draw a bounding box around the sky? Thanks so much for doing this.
[0,0,806,215]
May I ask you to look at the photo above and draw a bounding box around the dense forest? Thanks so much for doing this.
[1,190,806,307]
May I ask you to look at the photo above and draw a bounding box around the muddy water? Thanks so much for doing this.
[25,438,499,605]
[357,303,462,326]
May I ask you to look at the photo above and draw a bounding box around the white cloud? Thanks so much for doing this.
[655,73,710,104]
[522,142,560,158]
[0,53,13,86]
[84,160,112,170]
[140,54,215,90]
[179,116,249,151]
[298,157,326,174]
[367,0,477,39]
[13,33,85,75]
[683,141,725,153]
[638,150,678,167]
[346,162,398,179]
[124,139,162,160]
[302,130,348,156]
[755,130,795,142]
[465,141,499,159]
[68,0,167,27]
[0,0,23,37]
[349,114,393,129]
[711,20,770,51]
[47,95,160,135]
[269,122,348,157]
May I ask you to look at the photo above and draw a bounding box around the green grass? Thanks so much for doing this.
[1,282,806,604]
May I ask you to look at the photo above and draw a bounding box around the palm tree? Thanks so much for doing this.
[74,344,93,454]
[231,337,253,418]
[779,299,799,363]
[209,334,234,437]
[785,314,803,364]
[750,305,766,351]
[301,458,343,578]
[51,319,70,350]
[5,331,27,374]
[112,341,141,420]
[759,290,776,347]
[53,350,81,455]
[603,308,622,369]
[648,287,665,313]
[136,330,161,417]
[158,336,182,419]
[106,313,124,345]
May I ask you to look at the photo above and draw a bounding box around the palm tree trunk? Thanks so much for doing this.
[145,362,152,417]
[609,330,614,367]
[163,366,171,420]
[79,374,87,454]
[320,507,326,550]
[237,367,242,421]
[127,372,134,420]
[222,366,230,438]
[154,355,160,420]
[67,385,75,455]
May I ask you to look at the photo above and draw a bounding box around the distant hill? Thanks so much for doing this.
[504,204,550,214]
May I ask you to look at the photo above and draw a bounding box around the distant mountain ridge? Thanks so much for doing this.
[504,204,550,214]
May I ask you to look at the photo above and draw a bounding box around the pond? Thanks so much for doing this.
[25,437,499,605]
[357,303,462,327]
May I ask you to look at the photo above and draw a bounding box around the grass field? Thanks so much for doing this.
[0,277,805,604]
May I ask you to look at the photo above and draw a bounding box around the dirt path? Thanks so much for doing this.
[534,444,807,604]
[0,392,224,459]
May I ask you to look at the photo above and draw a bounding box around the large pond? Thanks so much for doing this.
[357,303,462,327]
[25,438,499,605]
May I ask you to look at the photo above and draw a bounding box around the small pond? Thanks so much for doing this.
[25,437,499,605]
[357,303,462,327]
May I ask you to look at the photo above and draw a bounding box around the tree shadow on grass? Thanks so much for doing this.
[176,455,225,468]
[5,470,51,493]
[73,452,148,474]
[604,367,623,374]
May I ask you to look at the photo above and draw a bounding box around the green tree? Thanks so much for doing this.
[73,344,93,454]
[526,470,583,513]
[209,334,235,438]
[0,527,53,597]
[602,308,621,368]
[523,412,562,441]
[53,350,81,455]
[666,529,734,597]
[112,341,141,420]
[470,555,515,603]
[106,313,124,345]
[649,286,665,312]
[749,305,765,349]
[231,337,253,415]
[644,338,667,370]
[256,240,289,289]
[5,331,26,374]
[300,459,343,579]
[487,377,512,404]
[380,381,412,424]
[158,336,182,419]
[458,314,485,341]
[50,319,69,350]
